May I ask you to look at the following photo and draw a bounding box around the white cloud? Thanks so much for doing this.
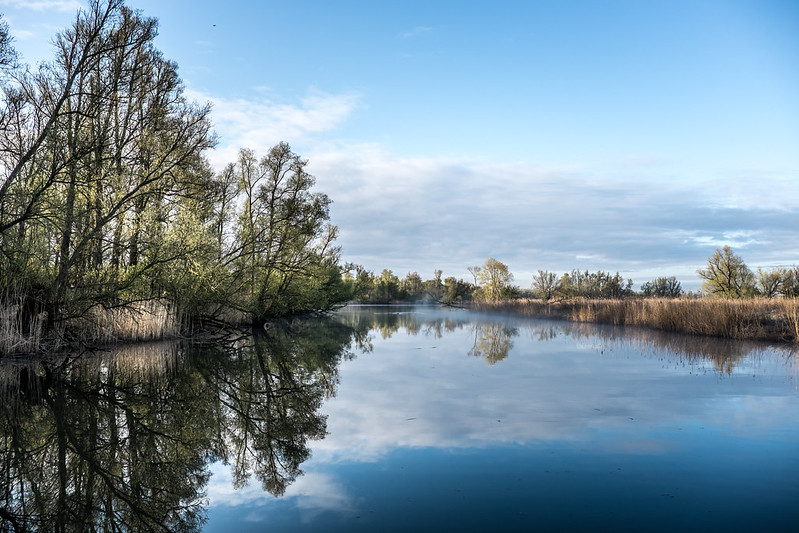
[191,88,361,170]
[191,87,799,288]
[314,144,799,287]
[0,0,82,11]
[207,462,356,519]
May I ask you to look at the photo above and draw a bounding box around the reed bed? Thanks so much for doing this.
[0,303,49,354]
[77,300,182,345]
[473,297,799,343]
[1,299,183,355]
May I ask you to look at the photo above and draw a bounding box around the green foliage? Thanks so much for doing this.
[553,269,633,300]
[641,276,682,298]
[477,257,513,303]
[698,246,757,299]
[0,3,350,346]
[227,143,343,320]
[442,276,473,304]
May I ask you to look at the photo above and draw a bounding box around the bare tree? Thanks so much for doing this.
[531,269,558,301]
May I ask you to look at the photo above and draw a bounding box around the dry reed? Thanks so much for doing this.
[473,297,799,343]
[0,303,48,354]
[77,300,181,345]
[1,299,183,355]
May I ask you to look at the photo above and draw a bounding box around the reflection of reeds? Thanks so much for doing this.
[474,298,799,343]
[77,341,182,380]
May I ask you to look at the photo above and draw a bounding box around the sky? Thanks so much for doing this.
[1,0,798,290]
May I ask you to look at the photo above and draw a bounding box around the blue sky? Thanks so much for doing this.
[2,0,798,289]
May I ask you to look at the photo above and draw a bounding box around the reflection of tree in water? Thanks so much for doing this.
[332,305,469,343]
[524,320,797,374]
[0,343,211,532]
[467,323,519,365]
[0,318,357,531]
[335,305,795,374]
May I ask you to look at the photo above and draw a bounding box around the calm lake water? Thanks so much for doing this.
[1,304,798,532]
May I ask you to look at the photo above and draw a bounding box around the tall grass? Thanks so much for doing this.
[473,297,799,343]
[1,299,182,355]
[0,302,49,354]
[76,300,181,345]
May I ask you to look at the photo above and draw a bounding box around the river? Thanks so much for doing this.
[1,304,798,531]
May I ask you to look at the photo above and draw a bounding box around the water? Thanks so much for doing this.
[1,305,798,531]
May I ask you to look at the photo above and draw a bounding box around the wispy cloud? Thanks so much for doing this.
[0,0,82,11]
[191,88,361,169]
[8,27,35,40]
[207,463,356,518]
[400,25,433,39]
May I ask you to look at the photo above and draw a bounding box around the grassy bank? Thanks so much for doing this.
[472,297,799,343]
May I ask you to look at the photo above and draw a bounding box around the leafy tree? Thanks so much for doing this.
[0,2,351,349]
[641,276,682,298]
[374,269,401,302]
[779,267,799,297]
[697,246,757,298]
[0,0,214,326]
[554,269,632,300]
[477,257,513,302]
[441,276,473,304]
[756,267,783,298]
[401,271,425,300]
[423,269,444,301]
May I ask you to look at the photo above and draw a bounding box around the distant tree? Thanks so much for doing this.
[477,257,513,302]
[375,269,401,302]
[467,265,482,286]
[779,267,799,297]
[640,276,682,298]
[755,268,783,299]
[401,272,425,300]
[441,276,473,304]
[697,246,757,298]
[531,270,558,301]
[342,263,375,301]
[423,269,444,301]
[553,269,632,300]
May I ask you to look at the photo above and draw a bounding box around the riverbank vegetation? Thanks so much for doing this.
[351,249,799,344]
[473,247,799,343]
[0,1,350,354]
[473,297,799,343]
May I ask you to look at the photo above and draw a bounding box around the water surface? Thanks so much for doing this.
[1,305,797,531]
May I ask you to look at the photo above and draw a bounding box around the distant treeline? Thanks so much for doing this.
[351,247,799,306]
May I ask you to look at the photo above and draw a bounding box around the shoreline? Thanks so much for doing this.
[470,297,799,344]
